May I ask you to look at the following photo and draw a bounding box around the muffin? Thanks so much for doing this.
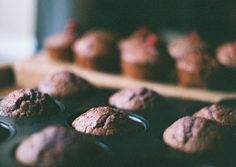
[216,42,236,89]
[176,51,220,88]
[216,42,236,69]
[38,71,92,97]
[44,20,78,61]
[15,125,109,167]
[0,65,15,88]
[193,100,236,125]
[120,27,172,81]
[168,31,206,60]
[163,116,226,154]
[72,106,143,136]
[73,30,119,72]
[167,31,222,88]
[0,88,61,118]
[109,87,168,113]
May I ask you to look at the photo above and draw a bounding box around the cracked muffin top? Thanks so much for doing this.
[15,125,108,167]
[38,71,92,97]
[109,87,168,113]
[72,106,143,136]
[163,116,226,154]
[0,88,61,118]
[193,100,236,125]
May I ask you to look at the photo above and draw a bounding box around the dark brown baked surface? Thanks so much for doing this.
[72,106,142,136]
[194,101,236,125]
[38,71,92,97]
[109,87,168,113]
[15,125,108,167]
[73,30,119,72]
[163,116,226,154]
[0,88,60,118]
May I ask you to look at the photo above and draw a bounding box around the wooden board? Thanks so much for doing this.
[11,52,236,103]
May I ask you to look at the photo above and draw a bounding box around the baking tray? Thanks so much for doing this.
[1,88,235,167]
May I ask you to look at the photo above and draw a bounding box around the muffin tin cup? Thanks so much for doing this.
[0,89,235,167]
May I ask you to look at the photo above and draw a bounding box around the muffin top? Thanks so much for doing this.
[15,125,108,167]
[109,87,167,112]
[72,106,142,136]
[44,21,78,49]
[168,31,206,60]
[119,27,162,64]
[176,51,218,73]
[38,71,92,97]
[194,101,236,125]
[0,88,60,118]
[216,42,236,69]
[73,30,118,59]
[163,116,226,154]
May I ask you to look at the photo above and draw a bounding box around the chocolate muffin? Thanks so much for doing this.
[109,87,168,113]
[176,51,220,88]
[168,31,206,60]
[38,71,92,97]
[193,100,236,125]
[216,42,236,89]
[120,27,172,81]
[44,21,78,61]
[15,125,109,167]
[216,42,236,69]
[72,106,143,136]
[163,116,226,154]
[73,30,119,72]
[0,88,60,118]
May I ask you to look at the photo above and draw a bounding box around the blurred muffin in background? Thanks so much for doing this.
[38,71,92,98]
[73,30,119,72]
[44,20,78,62]
[168,31,221,88]
[119,27,173,81]
[216,42,236,89]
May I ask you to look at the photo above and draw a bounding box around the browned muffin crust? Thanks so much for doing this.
[163,116,226,154]
[38,71,92,97]
[109,87,168,113]
[0,88,60,118]
[216,42,236,69]
[15,125,108,167]
[73,30,119,72]
[72,106,142,136]
[44,21,78,61]
[194,102,236,125]
[120,27,171,80]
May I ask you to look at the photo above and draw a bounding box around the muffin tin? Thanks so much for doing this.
[0,89,235,167]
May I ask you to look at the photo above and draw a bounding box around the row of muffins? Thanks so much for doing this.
[0,71,168,167]
[44,21,236,89]
[1,70,236,166]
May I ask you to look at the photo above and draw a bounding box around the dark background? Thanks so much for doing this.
[36,0,236,50]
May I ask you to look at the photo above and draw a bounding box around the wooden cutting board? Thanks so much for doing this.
[10,52,236,103]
